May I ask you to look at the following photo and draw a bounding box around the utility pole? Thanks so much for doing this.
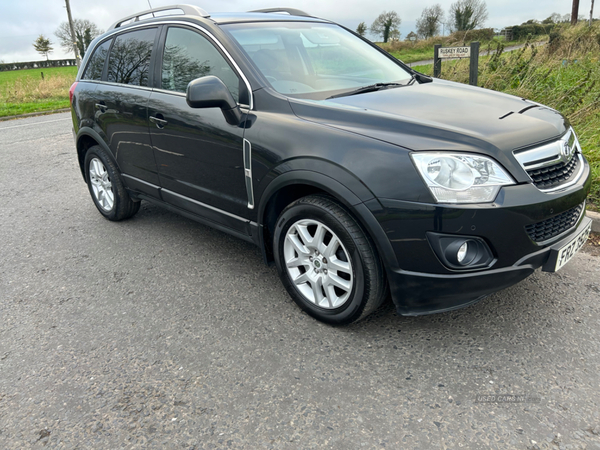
[591,0,595,27]
[64,0,80,67]
[571,0,580,25]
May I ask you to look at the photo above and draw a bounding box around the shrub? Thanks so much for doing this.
[508,23,556,40]
[449,28,494,43]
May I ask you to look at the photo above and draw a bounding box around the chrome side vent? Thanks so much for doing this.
[243,139,254,209]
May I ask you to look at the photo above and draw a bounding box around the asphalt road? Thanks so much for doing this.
[1,113,600,450]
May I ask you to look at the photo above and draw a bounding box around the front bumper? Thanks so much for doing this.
[386,217,591,315]
[369,157,591,316]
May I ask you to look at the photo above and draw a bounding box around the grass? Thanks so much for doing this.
[0,66,77,117]
[409,25,600,208]
[388,47,438,65]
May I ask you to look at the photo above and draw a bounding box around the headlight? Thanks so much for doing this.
[411,152,514,203]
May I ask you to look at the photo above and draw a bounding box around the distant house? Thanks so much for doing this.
[405,31,418,42]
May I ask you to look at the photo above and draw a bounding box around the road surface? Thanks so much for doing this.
[1,113,599,449]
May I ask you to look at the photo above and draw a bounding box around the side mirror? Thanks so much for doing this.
[186,76,243,126]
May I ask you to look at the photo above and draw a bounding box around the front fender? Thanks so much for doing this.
[256,168,400,273]
[256,157,375,206]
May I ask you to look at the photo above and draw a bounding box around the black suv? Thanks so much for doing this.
[70,5,592,324]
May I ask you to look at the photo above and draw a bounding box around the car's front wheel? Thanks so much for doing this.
[84,145,140,221]
[273,195,387,325]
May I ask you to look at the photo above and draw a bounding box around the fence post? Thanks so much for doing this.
[433,44,441,78]
[469,41,480,86]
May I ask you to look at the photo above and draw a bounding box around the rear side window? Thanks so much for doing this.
[107,28,156,86]
[82,39,111,81]
[161,27,242,102]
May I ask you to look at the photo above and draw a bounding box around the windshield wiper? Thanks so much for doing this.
[326,82,405,100]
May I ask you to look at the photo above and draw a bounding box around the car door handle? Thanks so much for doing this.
[149,114,168,128]
[95,103,107,112]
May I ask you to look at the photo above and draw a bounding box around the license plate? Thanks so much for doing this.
[555,222,592,271]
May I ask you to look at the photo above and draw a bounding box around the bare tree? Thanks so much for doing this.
[416,4,445,39]
[33,35,53,60]
[449,0,488,32]
[591,0,595,26]
[55,19,103,58]
[356,22,367,37]
[370,11,401,43]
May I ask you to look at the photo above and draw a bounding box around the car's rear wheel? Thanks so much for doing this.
[273,195,387,325]
[84,145,140,221]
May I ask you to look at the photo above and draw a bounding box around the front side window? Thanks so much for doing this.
[225,22,412,99]
[161,27,242,103]
[107,28,156,86]
[82,39,111,81]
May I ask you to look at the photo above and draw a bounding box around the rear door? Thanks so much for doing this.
[93,27,161,190]
[74,38,111,129]
[147,25,251,231]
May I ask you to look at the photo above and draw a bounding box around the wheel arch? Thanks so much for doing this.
[76,127,117,182]
[257,170,399,274]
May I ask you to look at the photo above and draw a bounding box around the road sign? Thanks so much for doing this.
[438,46,471,59]
[434,42,480,86]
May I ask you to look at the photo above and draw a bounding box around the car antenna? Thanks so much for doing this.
[147,0,155,17]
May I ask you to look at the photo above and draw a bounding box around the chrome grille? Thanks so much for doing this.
[525,202,585,243]
[514,128,584,192]
[526,155,580,190]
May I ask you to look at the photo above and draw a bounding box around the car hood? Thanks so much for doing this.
[287,79,568,159]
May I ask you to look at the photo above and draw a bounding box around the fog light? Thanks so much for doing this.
[457,242,468,264]
[428,233,495,270]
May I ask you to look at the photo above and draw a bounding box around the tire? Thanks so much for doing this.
[273,195,387,325]
[84,145,140,221]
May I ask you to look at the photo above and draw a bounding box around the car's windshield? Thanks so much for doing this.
[224,22,412,99]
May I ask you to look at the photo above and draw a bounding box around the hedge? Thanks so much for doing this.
[0,59,77,72]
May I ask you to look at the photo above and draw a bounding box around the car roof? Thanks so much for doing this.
[107,5,330,31]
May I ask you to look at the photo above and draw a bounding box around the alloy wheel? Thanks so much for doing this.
[89,157,114,211]
[283,219,354,309]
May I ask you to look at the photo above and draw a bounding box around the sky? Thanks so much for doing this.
[0,0,596,62]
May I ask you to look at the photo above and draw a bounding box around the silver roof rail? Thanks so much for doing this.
[108,4,210,30]
[249,8,311,17]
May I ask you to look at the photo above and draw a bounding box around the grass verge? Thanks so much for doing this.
[378,32,547,65]
[0,66,77,117]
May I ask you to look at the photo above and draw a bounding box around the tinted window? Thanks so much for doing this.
[82,39,111,81]
[161,27,242,102]
[107,28,156,86]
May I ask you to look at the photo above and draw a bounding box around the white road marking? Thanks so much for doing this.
[0,117,71,131]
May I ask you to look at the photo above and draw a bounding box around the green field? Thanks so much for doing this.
[0,66,77,117]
